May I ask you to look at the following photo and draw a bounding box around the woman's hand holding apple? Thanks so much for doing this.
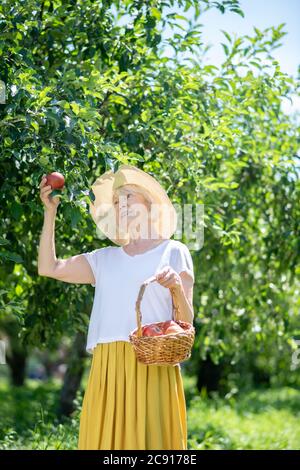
[39,174,62,212]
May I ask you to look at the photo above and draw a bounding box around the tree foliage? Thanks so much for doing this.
[0,0,299,386]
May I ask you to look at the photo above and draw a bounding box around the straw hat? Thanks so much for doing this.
[88,164,178,246]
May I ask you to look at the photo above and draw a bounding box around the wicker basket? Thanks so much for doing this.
[129,274,195,366]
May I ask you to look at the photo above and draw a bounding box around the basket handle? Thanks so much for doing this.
[135,275,180,338]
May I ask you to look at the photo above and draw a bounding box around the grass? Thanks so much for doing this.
[184,377,300,450]
[0,375,299,449]
[0,378,80,450]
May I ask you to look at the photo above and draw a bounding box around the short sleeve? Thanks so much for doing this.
[82,247,106,287]
[172,243,194,283]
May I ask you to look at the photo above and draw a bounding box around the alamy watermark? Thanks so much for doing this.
[0,340,6,365]
[0,80,6,104]
[91,198,205,251]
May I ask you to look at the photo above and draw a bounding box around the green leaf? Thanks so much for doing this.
[70,102,80,115]
[0,251,23,263]
[11,202,23,220]
[31,121,39,132]
[15,284,24,296]
[150,7,161,20]
[221,43,230,56]
[70,206,81,228]
[220,30,232,44]
[231,8,245,18]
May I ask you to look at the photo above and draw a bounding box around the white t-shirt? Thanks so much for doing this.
[82,239,194,354]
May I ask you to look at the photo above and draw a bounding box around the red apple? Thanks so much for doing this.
[46,172,65,190]
[164,324,184,335]
[161,320,178,334]
[142,324,164,337]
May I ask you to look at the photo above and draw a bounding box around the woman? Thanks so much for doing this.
[38,164,194,450]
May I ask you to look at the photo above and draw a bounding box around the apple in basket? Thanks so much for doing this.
[142,324,164,337]
[163,321,184,335]
[161,320,175,332]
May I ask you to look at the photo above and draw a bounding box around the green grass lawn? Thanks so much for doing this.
[0,375,299,450]
[185,378,300,450]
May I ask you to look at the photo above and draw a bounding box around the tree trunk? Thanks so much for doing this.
[196,356,223,393]
[2,319,28,387]
[6,348,27,386]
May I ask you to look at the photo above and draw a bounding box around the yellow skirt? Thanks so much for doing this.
[78,341,187,450]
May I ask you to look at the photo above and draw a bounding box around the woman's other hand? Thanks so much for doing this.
[155,266,182,292]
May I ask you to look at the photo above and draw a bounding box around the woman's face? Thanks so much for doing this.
[113,186,150,228]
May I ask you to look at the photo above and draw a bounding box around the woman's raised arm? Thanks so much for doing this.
[37,175,95,284]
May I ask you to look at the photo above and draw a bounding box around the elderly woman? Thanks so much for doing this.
[38,164,194,450]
